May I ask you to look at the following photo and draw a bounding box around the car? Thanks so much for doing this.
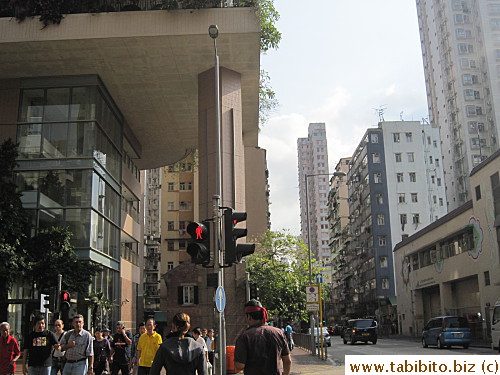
[343,319,378,345]
[332,324,344,336]
[422,316,471,349]
[309,327,332,347]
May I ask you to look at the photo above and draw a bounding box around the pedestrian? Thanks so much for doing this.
[204,329,215,368]
[110,322,132,375]
[136,319,161,375]
[130,323,145,375]
[22,315,59,375]
[60,314,94,375]
[191,328,208,363]
[102,330,112,345]
[149,313,207,375]
[51,320,66,375]
[200,329,208,341]
[234,300,291,375]
[92,329,111,375]
[0,322,20,375]
[284,322,293,351]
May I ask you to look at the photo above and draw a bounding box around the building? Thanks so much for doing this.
[416,0,500,210]
[394,149,500,342]
[0,3,261,339]
[298,123,331,263]
[333,121,446,323]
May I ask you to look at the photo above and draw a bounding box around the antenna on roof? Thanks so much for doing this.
[374,105,387,122]
[400,111,404,121]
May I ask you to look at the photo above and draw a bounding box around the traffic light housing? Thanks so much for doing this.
[186,221,211,265]
[60,291,71,309]
[223,208,255,265]
[249,282,259,300]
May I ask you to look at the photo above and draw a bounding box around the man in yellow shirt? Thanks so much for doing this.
[136,319,162,375]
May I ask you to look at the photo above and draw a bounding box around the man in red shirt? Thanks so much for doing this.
[0,322,21,375]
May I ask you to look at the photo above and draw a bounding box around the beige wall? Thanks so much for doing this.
[394,152,500,337]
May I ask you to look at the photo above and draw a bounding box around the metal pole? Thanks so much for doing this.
[212,32,226,375]
[305,174,316,356]
[56,274,62,316]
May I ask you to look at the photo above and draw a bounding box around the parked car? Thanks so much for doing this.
[343,319,378,345]
[491,300,500,353]
[421,316,471,349]
[309,327,331,347]
[330,324,344,336]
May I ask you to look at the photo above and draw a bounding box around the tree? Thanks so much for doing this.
[26,226,101,296]
[246,230,322,324]
[259,69,279,125]
[0,139,30,321]
[88,291,116,331]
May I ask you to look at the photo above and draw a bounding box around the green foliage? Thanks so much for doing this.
[255,0,281,52]
[246,230,322,323]
[26,226,101,295]
[0,139,30,289]
[259,69,278,125]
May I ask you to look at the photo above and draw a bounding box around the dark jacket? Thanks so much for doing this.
[149,333,207,375]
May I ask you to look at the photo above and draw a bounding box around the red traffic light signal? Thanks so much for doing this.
[61,291,70,301]
[224,208,255,265]
[186,221,211,265]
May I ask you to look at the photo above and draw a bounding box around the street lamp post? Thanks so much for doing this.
[304,170,346,356]
[209,24,226,375]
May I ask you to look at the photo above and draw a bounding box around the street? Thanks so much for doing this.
[327,336,496,365]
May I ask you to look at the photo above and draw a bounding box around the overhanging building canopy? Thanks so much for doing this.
[0,8,261,169]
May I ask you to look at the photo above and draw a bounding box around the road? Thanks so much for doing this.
[327,336,496,365]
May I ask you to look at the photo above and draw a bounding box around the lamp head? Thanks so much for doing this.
[333,171,347,178]
[209,25,219,39]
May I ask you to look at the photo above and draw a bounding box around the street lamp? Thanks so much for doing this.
[304,170,346,356]
[208,24,225,375]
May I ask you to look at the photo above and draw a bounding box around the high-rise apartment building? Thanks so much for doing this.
[298,123,330,262]
[332,121,447,321]
[416,0,500,210]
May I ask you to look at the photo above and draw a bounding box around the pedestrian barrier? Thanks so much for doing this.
[226,346,242,374]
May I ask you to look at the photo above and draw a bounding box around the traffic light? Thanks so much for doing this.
[223,208,255,265]
[186,221,211,265]
[60,291,71,309]
[40,294,50,313]
[249,282,259,300]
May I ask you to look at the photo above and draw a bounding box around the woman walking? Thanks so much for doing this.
[149,313,207,375]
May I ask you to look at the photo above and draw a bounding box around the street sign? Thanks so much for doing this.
[306,285,319,294]
[306,303,320,312]
[215,286,226,313]
[306,293,319,303]
[316,273,323,283]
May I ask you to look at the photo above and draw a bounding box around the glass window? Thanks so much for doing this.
[407,152,414,162]
[393,133,400,143]
[413,214,420,224]
[42,123,69,158]
[44,88,70,122]
[39,170,65,207]
[17,124,43,159]
[168,183,174,191]
[406,132,413,142]
[376,193,383,205]
[374,172,382,183]
[168,221,174,231]
[20,89,45,123]
[70,87,95,121]
[65,208,91,248]
[379,236,386,247]
[377,214,385,225]
[371,134,378,143]
[372,153,380,163]
[381,278,390,290]
[397,173,404,183]
[182,285,196,305]
[380,256,388,267]
[39,208,63,230]
[409,173,416,182]
[398,193,405,203]
[411,193,418,203]
[395,153,402,162]
[400,214,407,224]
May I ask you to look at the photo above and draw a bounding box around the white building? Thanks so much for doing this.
[416,0,500,210]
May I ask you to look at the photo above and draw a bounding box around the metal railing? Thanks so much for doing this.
[293,333,329,360]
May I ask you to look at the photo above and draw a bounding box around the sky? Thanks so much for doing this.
[259,0,429,235]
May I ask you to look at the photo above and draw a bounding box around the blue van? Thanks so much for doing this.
[422,316,471,349]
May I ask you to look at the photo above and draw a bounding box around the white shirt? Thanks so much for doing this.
[196,336,208,353]
[205,337,214,352]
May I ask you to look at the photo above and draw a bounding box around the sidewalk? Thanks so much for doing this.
[289,347,344,375]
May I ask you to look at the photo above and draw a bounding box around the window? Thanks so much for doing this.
[393,133,400,143]
[484,271,490,286]
[168,165,175,172]
[431,175,435,184]
[400,214,407,225]
[437,178,442,186]
[413,214,420,224]
[439,198,444,206]
[187,182,193,190]
[398,193,406,203]
[409,173,416,182]
[475,185,481,200]
[435,159,440,167]
[168,182,174,191]
[377,214,385,225]
[167,221,174,231]
[179,182,185,190]
[187,163,193,171]
[179,221,186,230]
[180,285,198,305]
[374,172,382,183]
[167,261,174,270]
[406,132,413,142]
[395,153,402,163]
[411,193,418,203]
[433,195,437,204]
[376,193,383,205]
[380,256,388,268]
[381,278,390,290]
[407,152,414,162]
[167,202,174,210]
[372,153,381,163]
[179,241,186,249]
[167,240,174,251]
[429,156,433,164]
[371,134,379,143]
[379,236,387,246]
[397,173,404,183]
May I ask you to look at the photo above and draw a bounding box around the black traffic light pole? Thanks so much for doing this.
[56,274,62,316]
